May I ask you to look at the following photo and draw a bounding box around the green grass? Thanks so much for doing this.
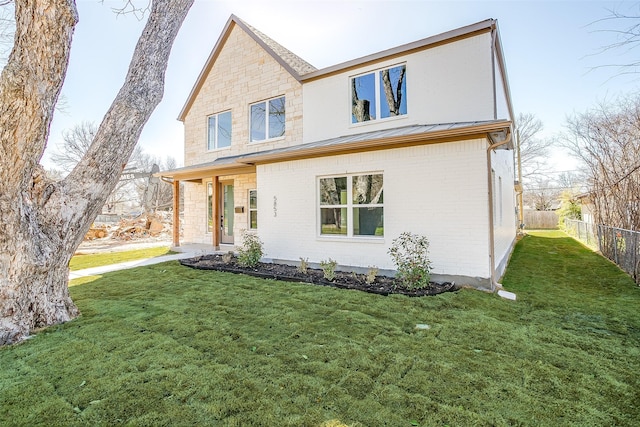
[69,246,172,271]
[1,230,639,426]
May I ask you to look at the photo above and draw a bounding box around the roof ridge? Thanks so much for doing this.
[233,15,317,77]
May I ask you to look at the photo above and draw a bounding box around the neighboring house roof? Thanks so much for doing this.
[178,15,317,121]
[162,119,512,181]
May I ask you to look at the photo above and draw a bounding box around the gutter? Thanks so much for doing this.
[486,129,512,292]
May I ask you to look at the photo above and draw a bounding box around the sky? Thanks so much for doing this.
[38,0,640,172]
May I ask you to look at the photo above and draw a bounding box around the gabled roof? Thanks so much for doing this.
[178,15,317,121]
[178,16,512,123]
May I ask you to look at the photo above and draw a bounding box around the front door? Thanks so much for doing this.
[220,181,234,244]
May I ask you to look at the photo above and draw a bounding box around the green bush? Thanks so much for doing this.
[237,231,264,268]
[297,257,309,274]
[320,258,337,281]
[388,232,432,289]
[365,266,378,284]
[557,191,582,229]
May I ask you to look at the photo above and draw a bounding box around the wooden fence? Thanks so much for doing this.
[524,210,558,229]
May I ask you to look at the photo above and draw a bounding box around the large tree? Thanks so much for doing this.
[563,94,640,230]
[0,0,193,346]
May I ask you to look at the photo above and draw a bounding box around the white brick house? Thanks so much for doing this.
[163,15,518,290]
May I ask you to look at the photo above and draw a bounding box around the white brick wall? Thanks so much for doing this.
[256,138,497,282]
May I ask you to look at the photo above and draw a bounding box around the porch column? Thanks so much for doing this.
[172,179,180,247]
[212,175,220,249]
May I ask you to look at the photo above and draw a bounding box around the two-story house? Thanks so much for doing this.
[162,15,518,290]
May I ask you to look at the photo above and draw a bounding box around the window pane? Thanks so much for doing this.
[268,97,286,138]
[249,189,257,230]
[217,111,232,148]
[353,207,384,236]
[207,182,213,232]
[319,177,347,205]
[380,65,407,119]
[351,73,375,123]
[250,211,258,229]
[352,174,383,204]
[250,102,266,142]
[321,208,347,235]
[207,116,216,150]
[249,190,257,209]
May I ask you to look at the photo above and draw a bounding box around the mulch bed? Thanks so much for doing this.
[179,254,458,297]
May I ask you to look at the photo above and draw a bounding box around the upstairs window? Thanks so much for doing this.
[250,96,285,142]
[207,111,232,150]
[351,64,407,123]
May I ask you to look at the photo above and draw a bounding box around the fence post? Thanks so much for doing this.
[612,228,618,264]
[597,225,602,253]
[634,231,639,283]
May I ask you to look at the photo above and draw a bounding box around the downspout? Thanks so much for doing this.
[487,130,512,292]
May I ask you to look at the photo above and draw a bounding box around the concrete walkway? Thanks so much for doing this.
[69,252,200,279]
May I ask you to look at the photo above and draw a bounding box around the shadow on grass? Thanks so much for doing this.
[1,231,639,426]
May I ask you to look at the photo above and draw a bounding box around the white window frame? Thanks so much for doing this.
[248,189,258,230]
[207,110,232,151]
[350,63,407,125]
[318,173,384,239]
[249,96,286,143]
[206,181,213,233]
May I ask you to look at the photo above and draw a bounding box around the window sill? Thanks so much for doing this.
[206,146,231,153]
[317,235,385,244]
[349,114,407,128]
[249,135,285,144]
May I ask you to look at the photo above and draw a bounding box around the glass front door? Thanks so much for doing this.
[220,182,234,244]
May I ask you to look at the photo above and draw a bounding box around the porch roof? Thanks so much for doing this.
[161,119,512,182]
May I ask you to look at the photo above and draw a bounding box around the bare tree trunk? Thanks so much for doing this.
[381,67,405,116]
[351,78,370,122]
[0,0,193,346]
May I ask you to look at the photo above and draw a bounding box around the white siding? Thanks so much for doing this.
[491,148,517,278]
[493,49,511,121]
[303,32,494,143]
[257,139,492,282]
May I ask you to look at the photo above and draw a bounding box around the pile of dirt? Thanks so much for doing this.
[83,212,173,241]
[180,254,458,297]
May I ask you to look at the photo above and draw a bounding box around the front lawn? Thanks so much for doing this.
[69,246,172,271]
[1,231,638,426]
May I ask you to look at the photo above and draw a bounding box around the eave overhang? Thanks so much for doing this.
[161,120,512,182]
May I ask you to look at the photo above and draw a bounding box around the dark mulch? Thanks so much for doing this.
[179,254,458,297]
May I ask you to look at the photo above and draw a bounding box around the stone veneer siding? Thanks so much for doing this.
[182,173,257,246]
[182,23,304,168]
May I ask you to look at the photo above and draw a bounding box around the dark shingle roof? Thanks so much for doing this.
[234,17,317,77]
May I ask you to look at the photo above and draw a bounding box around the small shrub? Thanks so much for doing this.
[237,231,264,268]
[222,251,234,264]
[365,266,378,284]
[297,257,309,274]
[320,258,337,281]
[388,232,432,289]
